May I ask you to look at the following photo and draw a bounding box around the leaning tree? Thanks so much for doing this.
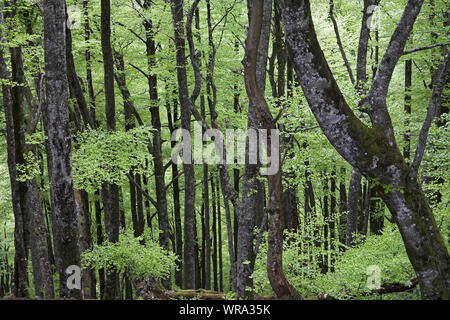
[278,0,449,299]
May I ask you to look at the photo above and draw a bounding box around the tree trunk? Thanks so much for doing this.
[217,176,223,292]
[94,190,105,299]
[143,15,171,288]
[244,0,299,300]
[167,87,183,288]
[100,0,120,299]
[170,0,196,289]
[211,176,218,292]
[279,0,449,299]
[0,31,29,298]
[200,97,211,290]
[237,0,272,299]
[42,0,82,299]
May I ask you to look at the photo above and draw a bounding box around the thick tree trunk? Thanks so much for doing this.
[42,0,81,299]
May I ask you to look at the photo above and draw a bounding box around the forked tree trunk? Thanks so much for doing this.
[244,0,299,300]
[100,0,120,299]
[278,0,449,299]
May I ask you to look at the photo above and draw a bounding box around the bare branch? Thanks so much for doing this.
[403,43,448,56]
[128,62,150,79]
[127,173,157,207]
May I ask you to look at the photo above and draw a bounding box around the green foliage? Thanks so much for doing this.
[16,151,40,181]
[72,127,153,192]
[82,230,178,281]
[311,225,417,299]
[251,224,419,300]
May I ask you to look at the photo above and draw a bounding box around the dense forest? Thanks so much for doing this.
[0,0,448,301]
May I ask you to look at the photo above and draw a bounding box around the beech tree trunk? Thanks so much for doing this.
[279,0,449,299]
[167,88,183,288]
[170,0,196,289]
[100,0,120,299]
[244,0,299,300]
[237,0,272,299]
[42,0,81,299]
[143,11,171,288]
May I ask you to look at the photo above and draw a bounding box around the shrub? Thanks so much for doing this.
[82,230,178,281]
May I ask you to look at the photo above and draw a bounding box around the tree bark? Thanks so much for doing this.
[200,97,211,290]
[42,0,81,299]
[143,12,171,288]
[0,28,29,298]
[170,0,196,289]
[100,0,120,299]
[166,87,183,288]
[279,0,449,299]
[244,0,299,300]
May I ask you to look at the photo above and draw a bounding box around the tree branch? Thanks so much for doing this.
[409,52,450,180]
[403,43,447,56]
[186,0,202,104]
[329,0,355,84]
[366,0,425,132]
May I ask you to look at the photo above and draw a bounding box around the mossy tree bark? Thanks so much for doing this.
[278,0,450,299]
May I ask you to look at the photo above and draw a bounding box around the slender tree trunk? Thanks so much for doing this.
[167,87,183,288]
[345,169,361,247]
[217,177,223,292]
[100,0,120,299]
[194,209,202,289]
[200,97,211,290]
[244,0,299,299]
[329,171,337,270]
[42,0,82,299]
[237,0,272,299]
[279,0,450,299]
[211,176,218,292]
[0,32,29,298]
[74,190,95,299]
[94,190,105,299]
[322,176,329,273]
